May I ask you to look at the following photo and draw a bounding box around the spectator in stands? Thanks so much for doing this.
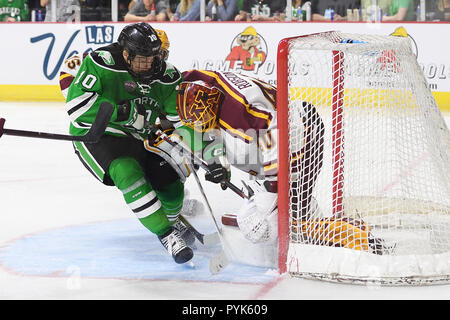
[171,0,200,21]
[382,0,415,21]
[124,0,170,21]
[127,0,137,10]
[361,0,392,17]
[291,0,303,10]
[79,0,100,21]
[40,0,80,21]
[205,0,237,21]
[433,0,450,20]
[311,0,360,21]
[235,0,286,21]
[288,0,311,21]
[0,0,29,21]
[117,0,134,20]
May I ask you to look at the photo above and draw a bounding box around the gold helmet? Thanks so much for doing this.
[176,80,224,132]
[154,29,170,61]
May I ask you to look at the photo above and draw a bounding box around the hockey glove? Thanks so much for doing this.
[115,100,146,131]
[144,128,192,182]
[203,142,231,184]
[205,162,229,184]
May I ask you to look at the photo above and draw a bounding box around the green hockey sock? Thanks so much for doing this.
[154,179,184,223]
[109,157,171,236]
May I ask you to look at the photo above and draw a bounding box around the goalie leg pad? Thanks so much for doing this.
[144,136,191,182]
[236,184,278,244]
[293,217,371,252]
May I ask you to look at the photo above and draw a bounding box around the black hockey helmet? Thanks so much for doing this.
[118,22,163,82]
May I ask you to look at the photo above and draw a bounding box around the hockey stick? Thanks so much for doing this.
[178,215,220,246]
[189,165,231,274]
[0,102,114,144]
[143,122,248,200]
[144,122,240,273]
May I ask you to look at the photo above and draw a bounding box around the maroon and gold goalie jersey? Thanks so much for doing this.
[182,70,278,179]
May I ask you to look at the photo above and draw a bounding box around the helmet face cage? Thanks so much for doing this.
[127,55,163,82]
[118,23,162,81]
[176,81,224,132]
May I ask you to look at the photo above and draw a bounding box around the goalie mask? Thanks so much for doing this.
[176,81,224,132]
[118,22,163,82]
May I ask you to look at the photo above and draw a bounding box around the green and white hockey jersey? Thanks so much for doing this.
[65,43,183,140]
[0,0,29,21]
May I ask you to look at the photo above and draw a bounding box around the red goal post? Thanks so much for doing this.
[277,32,345,274]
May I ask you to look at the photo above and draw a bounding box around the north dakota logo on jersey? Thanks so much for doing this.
[137,83,152,94]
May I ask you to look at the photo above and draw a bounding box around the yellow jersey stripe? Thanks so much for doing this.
[263,152,304,172]
[219,119,253,141]
[59,72,73,81]
[198,70,271,125]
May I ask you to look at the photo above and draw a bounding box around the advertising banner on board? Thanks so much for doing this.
[0,22,448,103]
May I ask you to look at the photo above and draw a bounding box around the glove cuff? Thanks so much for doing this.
[203,142,226,164]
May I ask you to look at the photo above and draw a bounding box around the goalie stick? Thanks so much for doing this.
[189,165,232,274]
[207,181,259,274]
[0,102,114,144]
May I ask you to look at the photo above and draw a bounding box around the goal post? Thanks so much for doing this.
[276,31,450,285]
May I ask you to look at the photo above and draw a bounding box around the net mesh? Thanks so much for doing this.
[284,31,450,285]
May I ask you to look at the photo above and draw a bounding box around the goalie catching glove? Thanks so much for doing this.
[144,128,192,182]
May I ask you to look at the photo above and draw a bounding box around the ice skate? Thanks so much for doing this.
[158,227,193,264]
[173,218,196,246]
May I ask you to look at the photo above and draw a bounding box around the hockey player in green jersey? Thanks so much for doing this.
[0,0,29,21]
[65,23,194,264]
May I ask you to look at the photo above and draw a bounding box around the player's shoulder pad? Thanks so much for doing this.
[89,44,127,71]
[181,69,219,86]
[156,62,182,85]
[182,69,204,81]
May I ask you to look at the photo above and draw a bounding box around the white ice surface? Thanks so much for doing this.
[0,102,450,300]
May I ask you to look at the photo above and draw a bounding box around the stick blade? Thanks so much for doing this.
[82,102,114,143]
[179,215,220,246]
[209,250,230,274]
[202,232,221,246]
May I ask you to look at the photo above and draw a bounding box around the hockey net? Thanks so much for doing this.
[277,31,450,285]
